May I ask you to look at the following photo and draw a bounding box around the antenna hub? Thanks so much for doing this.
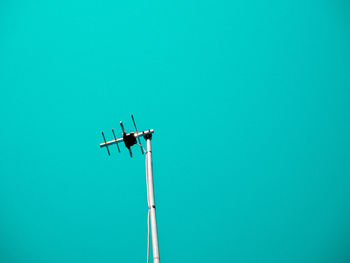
[123,133,137,148]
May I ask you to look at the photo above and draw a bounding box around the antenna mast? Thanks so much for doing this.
[100,115,160,263]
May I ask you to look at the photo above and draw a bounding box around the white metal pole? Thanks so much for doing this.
[145,135,160,263]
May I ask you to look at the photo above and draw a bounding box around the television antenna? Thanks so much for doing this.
[100,114,160,263]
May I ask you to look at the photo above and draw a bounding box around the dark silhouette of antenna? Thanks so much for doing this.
[99,114,160,263]
[100,114,153,158]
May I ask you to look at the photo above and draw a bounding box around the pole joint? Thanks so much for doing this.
[144,133,152,140]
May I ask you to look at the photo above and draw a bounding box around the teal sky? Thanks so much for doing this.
[1,1,350,262]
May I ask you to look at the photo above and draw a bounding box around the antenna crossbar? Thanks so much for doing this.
[100,129,154,149]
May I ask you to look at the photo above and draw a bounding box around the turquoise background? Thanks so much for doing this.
[1,0,350,262]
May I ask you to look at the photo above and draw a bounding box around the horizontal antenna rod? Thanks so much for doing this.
[100,129,154,149]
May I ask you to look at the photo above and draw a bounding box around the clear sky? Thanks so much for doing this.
[1,1,350,263]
